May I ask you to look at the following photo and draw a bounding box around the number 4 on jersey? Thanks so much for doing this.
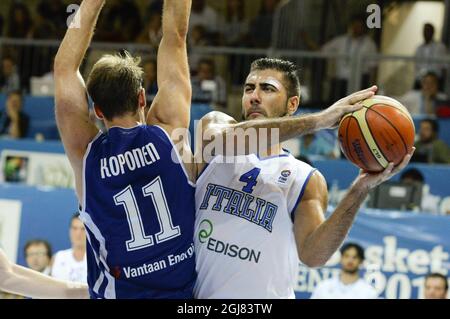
[239,168,261,194]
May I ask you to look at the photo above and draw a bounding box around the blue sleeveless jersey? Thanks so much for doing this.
[81,125,196,299]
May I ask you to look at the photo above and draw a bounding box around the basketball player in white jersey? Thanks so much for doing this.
[0,248,88,299]
[193,58,414,298]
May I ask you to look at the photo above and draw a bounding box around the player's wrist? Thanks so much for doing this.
[350,178,372,194]
[309,112,327,131]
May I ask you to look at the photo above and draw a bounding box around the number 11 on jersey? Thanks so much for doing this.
[114,177,181,252]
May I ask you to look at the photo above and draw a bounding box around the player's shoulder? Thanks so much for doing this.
[200,111,237,126]
[287,154,322,178]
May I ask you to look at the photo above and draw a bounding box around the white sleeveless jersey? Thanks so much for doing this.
[194,152,316,299]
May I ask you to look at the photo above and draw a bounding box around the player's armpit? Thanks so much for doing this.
[293,171,328,267]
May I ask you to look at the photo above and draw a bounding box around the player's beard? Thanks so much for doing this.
[241,109,290,121]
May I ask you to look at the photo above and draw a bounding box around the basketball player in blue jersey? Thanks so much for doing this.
[0,248,88,298]
[54,0,197,298]
[192,59,415,298]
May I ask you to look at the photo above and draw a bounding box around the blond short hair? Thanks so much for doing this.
[87,51,144,121]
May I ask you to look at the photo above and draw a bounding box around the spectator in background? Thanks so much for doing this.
[300,133,337,160]
[0,56,21,94]
[424,273,448,299]
[220,0,250,84]
[0,14,4,36]
[397,72,447,116]
[414,23,447,89]
[51,213,87,284]
[399,168,438,213]
[311,243,378,299]
[36,0,66,39]
[31,3,58,39]
[189,0,219,36]
[144,0,164,17]
[321,15,378,102]
[137,13,162,50]
[413,119,450,164]
[0,91,29,139]
[220,0,249,47]
[189,25,213,71]
[24,240,52,275]
[192,58,227,108]
[143,59,158,104]
[400,168,424,186]
[96,0,142,42]
[249,0,280,48]
[6,2,33,38]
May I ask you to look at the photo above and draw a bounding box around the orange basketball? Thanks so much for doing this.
[338,95,415,172]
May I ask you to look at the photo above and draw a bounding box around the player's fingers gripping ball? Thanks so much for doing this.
[338,95,415,172]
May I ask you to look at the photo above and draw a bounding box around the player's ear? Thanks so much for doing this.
[93,105,104,120]
[287,96,300,116]
[139,88,147,110]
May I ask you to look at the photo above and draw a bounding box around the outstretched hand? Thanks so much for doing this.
[317,86,378,129]
[354,147,415,191]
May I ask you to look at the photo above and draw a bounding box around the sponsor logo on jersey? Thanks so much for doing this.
[278,169,291,184]
[117,243,195,279]
[197,219,261,264]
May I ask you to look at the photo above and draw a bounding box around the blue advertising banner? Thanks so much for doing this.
[1,184,449,299]
[295,209,450,299]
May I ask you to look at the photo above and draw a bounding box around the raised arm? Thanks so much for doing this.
[293,149,414,267]
[54,0,104,200]
[147,0,192,135]
[0,249,88,299]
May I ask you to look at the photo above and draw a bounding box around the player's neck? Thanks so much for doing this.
[104,117,142,130]
[258,144,283,158]
[340,271,360,285]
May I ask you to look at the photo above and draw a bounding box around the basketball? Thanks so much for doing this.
[338,95,415,172]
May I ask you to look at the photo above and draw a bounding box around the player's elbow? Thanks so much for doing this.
[300,257,327,268]
[298,251,328,268]
[164,34,187,49]
[54,55,73,77]
[175,24,189,39]
[54,52,78,76]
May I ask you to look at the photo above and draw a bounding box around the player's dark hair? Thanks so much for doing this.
[250,58,301,98]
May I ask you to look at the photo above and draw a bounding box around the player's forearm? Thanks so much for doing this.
[4,264,89,299]
[300,184,369,267]
[54,0,105,73]
[163,0,191,41]
[219,113,321,155]
[232,113,321,141]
